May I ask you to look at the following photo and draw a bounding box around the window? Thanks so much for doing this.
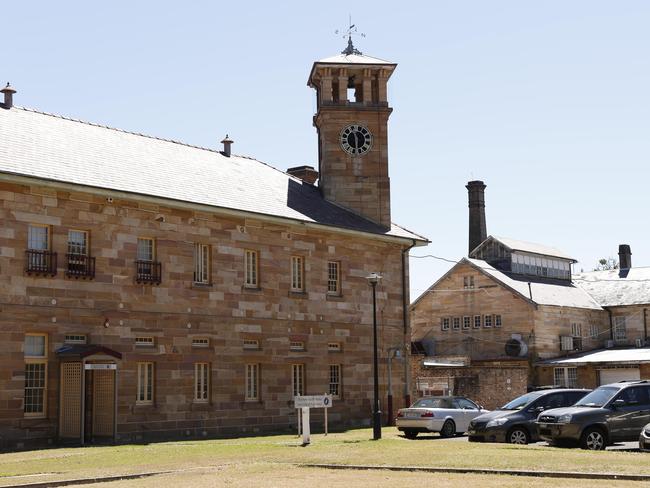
[328,342,341,352]
[327,261,340,294]
[473,315,481,329]
[243,339,259,350]
[463,316,471,329]
[244,249,259,287]
[292,364,305,397]
[28,225,49,251]
[614,316,627,341]
[560,335,574,351]
[441,317,450,331]
[194,363,209,402]
[554,367,578,388]
[137,238,155,262]
[136,362,154,404]
[463,276,475,289]
[135,337,154,347]
[494,315,502,328]
[484,315,492,328]
[329,364,341,398]
[452,317,460,330]
[245,363,259,401]
[193,243,210,284]
[290,341,305,351]
[67,230,88,256]
[290,256,304,292]
[571,323,582,337]
[66,230,94,277]
[64,334,87,344]
[589,324,599,340]
[192,337,209,348]
[24,334,47,417]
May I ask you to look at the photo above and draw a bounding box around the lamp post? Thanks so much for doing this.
[366,272,382,440]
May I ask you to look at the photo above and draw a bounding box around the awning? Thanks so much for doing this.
[536,347,650,366]
[56,344,122,360]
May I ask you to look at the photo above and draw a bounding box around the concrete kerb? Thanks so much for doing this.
[299,463,650,482]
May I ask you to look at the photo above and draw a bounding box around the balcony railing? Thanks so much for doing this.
[25,250,57,276]
[135,260,161,285]
[65,254,96,279]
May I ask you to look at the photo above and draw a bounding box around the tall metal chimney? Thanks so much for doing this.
[618,244,632,270]
[220,134,233,157]
[466,180,487,256]
[1,82,16,109]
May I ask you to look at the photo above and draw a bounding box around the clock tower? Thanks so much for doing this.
[308,39,396,229]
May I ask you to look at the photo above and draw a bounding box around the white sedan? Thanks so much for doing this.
[396,396,489,439]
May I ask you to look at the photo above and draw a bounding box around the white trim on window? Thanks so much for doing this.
[136,362,154,404]
[245,363,259,401]
[329,364,341,398]
[193,243,210,284]
[244,249,259,287]
[194,362,209,403]
[292,364,305,397]
[290,255,304,292]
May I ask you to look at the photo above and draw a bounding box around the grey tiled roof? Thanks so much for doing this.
[0,106,426,242]
[490,236,576,261]
[574,268,650,307]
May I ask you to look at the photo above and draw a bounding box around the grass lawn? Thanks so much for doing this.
[0,428,648,486]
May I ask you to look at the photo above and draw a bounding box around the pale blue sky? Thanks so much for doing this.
[3,1,650,298]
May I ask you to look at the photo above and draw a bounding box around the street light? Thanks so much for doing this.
[366,272,382,440]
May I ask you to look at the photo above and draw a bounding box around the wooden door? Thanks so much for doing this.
[59,362,82,439]
[92,369,115,438]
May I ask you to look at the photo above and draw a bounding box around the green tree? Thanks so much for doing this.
[594,257,619,271]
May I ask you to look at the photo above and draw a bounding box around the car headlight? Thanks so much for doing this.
[557,414,572,423]
[486,418,509,428]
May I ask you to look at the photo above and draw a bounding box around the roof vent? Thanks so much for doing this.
[220,134,233,157]
[287,165,319,185]
[1,82,16,109]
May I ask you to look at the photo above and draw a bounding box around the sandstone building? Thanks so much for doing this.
[410,181,650,409]
[0,42,426,449]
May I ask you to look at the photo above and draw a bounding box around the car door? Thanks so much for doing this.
[607,386,650,441]
[455,398,480,432]
[526,392,566,439]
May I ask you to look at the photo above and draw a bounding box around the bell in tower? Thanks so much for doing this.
[308,37,396,229]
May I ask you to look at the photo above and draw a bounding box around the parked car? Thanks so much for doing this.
[640,422,650,451]
[537,380,650,450]
[396,396,488,439]
[468,389,590,445]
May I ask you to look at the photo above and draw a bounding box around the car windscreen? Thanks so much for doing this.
[500,391,543,410]
[574,387,619,407]
[411,398,450,409]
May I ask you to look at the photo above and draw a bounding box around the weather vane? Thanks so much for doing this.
[335,16,365,55]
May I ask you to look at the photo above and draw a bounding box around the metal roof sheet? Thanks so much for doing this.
[315,53,395,65]
[538,347,650,365]
[0,106,426,243]
[491,236,576,261]
[574,267,650,307]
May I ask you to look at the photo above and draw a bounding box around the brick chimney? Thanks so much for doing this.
[287,165,319,185]
[618,244,632,270]
[220,134,233,157]
[466,180,487,255]
[1,83,16,109]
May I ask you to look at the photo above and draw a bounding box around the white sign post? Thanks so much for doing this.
[294,394,333,445]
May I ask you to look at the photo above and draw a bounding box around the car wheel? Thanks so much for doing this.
[440,420,456,438]
[580,427,606,451]
[507,427,530,445]
[404,430,418,440]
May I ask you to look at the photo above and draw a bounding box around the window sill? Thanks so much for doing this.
[242,400,263,407]
[192,282,213,289]
[326,294,344,301]
[289,291,308,298]
[242,286,262,292]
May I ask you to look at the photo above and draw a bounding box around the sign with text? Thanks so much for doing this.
[84,363,117,370]
[294,394,332,409]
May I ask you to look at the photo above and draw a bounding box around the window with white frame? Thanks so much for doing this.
[244,249,259,287]
[64,334,87,344]
[473,315,481,329]
[484,315,492,328]
[494,315,502,328]
[136,362,154,404]
[441,317,450,331]
[463,276,475,289]
[135,337,154,347]
[67,230,88,256]
[614,316,627,341]
[192,337,209,348]
[290,256,304,292]
[27,225,49,251]
[292,364,305,397]
[24,334,47,417]
[329,364,341,398]
[452,317,460,330]
[245,363,259,401]
[290,341,305,351]
[328,342,341,352]
[589,324,599,340]
[243,339,259,350]
[137,237,155,261]
[554,367,578,388]
[194,362,209,402]
[571,323,582,338]
[463,316,471,329]
[193,243,210,284]
[327,261,340,294]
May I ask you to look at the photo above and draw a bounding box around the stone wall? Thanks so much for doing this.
[0,179,412,449]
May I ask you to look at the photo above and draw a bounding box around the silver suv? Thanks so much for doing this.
[536,380,650,450]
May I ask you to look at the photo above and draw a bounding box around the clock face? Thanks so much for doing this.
[340,124,373,156]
